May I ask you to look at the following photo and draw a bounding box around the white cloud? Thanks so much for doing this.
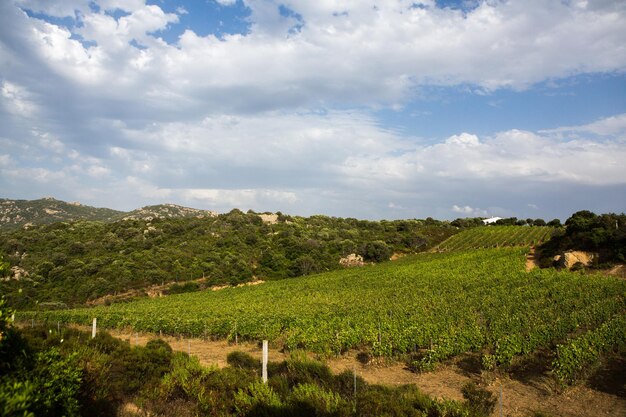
[1,1,625,219]
[3,0,625,114]
[181,188,298,209]
[1,81,37,117]
[214,0,238,6]
[541,113,626,137]
[452,205,489,217]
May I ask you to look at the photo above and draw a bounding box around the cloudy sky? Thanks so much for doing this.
[1,0,625,220]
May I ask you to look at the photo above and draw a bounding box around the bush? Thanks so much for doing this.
[234,381,283,416]
[166,282,200,295]
[227,351,261,370]
[362,241,392,263]
[461,382,496,417]
[288,383,346,416]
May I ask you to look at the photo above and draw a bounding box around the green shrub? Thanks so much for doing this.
[461,382,496,417]
[234,381,283,416]
[227,350,261,370]
[288,383,346,416]
[285,356,334,388]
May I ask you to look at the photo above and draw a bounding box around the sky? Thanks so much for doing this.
[0,0,625,221]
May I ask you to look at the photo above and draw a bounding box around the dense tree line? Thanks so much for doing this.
[0,211,457,308]
[537,210,626,267]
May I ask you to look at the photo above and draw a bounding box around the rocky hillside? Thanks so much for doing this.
[0,197,122,231]
[120,204,217,221]
[0,198,217,231]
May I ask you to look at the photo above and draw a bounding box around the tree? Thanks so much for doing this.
[290,256,320,277]
[362,241,392,263]
[0,254,8,277]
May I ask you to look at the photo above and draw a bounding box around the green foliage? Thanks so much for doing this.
[537,211,626,265]
[0,254,9,277]
[461,382,496,417]
[1,212,457,308]
[289,383,347,415]
[234,381,283,416]
[362,240,392,262]
[25,248,626,375]
[227,350,261,370]
[165,282,200,295]
[552,315,626,385]
[437,226,555,252]
[0,197,123,232]
[0,320,82,417]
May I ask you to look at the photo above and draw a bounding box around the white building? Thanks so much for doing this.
[482,217,502,225]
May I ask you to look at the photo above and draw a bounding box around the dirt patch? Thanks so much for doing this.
[606,264,626,279]
[525,247,538,272]
[103,328,288,369]
[390,253,407,261]
[94,328,626,417]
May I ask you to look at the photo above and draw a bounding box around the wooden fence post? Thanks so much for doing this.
[92,318,97,339]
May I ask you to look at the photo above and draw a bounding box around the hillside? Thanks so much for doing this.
[435,225,555,252]
[27,247,626,379]
[0,210,457,308]
[119,204,217,221]
[0,197,217,231]
[0,197,122,230]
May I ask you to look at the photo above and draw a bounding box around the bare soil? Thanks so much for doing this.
[526,247,538,272]
[98,328,625,417]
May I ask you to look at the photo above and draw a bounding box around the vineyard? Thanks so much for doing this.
[435,226,555,252]
[22,247,625,384]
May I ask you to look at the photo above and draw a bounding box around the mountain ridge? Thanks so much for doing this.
[0,197,217,231]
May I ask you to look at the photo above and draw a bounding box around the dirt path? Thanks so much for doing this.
[526,246,538,272]
[98,328,625,417]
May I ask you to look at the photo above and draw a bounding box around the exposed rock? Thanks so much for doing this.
[121,204,217,221]
[339,253,365,267]
[259,213,279,224]
[555,251,598,269]
[10,265,29,280]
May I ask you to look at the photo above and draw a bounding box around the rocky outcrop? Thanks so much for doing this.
[258,213,279,224]
[121,204,217,221]
[0,265,30,281]
[553,251,598,269]
[339,253,365,267]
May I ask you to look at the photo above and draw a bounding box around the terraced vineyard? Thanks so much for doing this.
[435,226,555,252]
[23,248,625,382]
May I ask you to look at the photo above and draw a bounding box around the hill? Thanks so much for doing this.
[118,204,217,221]
[0,197,217,231]
[0,210,457,308]
[0,197,122,230]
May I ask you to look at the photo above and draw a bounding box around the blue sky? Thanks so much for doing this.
[1,0,625,220]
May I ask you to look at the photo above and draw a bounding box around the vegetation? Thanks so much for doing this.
[23,248,626,380]
[0,197,217,231]
[1,304,483,417]
[552,315,626,385]
[537,210,626,266]
[0,197,122,231]
[0,210,456,308]
[436,226,555,252]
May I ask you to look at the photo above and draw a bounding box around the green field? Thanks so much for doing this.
[24,247,625,381]
[435,226,555,251]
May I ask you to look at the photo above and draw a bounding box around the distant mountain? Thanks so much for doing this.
[0,197,122,231]
[0,198,217,231]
